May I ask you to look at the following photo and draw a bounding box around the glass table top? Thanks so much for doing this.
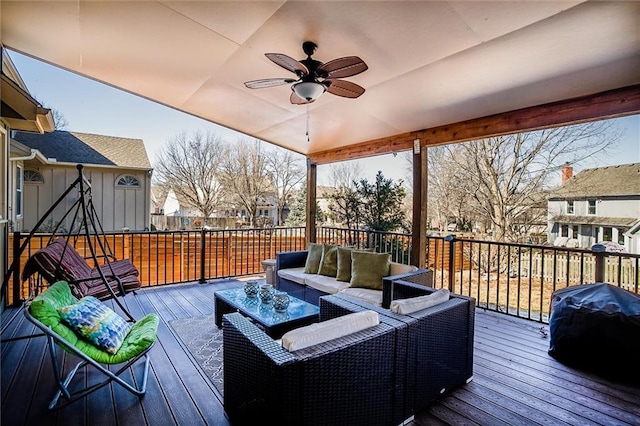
[216,288,319,327]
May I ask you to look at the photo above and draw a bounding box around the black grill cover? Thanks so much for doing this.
[548,283,640,383]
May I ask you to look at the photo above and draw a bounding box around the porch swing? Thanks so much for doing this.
[16,164,141,321]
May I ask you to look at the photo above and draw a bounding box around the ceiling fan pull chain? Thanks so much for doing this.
[306,103,310,143]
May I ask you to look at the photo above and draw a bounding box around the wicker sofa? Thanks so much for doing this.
[276,249,433,306]
[320,282,476,419]
[223,311,399,426]
[223,280,475,425]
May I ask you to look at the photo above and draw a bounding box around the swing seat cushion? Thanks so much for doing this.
[29,281,159,364]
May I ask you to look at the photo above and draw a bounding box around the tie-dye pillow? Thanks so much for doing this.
[58,296,132,354]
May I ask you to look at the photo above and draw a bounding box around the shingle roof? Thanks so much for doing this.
[549,163,640,199]
[13,130,151,169]
[552,215,638,228]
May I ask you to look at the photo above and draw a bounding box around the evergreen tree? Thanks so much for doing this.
[285,186,323,226]
[355,171,406,232]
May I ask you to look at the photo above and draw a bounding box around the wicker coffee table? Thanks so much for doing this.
[214,288,319,338]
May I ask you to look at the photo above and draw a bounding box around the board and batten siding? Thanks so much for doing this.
[23,165,150,232]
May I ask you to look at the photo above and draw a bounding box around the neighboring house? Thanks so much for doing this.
[511,190,549,242]
[12,130,152,232]
[547,163,640,253]
[149,184,282,229]
[1,46,55,309]
[150,185,168,215]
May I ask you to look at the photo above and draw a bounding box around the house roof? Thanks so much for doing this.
[1,49,54,133]
[552,215,638,228]
[549,163,640,199]
[2,1,638,160]
[13,130,151,169]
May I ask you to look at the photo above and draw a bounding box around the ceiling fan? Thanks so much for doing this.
[244,41,368,105]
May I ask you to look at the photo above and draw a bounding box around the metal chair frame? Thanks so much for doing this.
[24,301,154,410]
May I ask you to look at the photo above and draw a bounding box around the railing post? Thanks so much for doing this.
[12,231,21,304]
[445,234,455,291]
[199,228,207,283]
[592,243,606,283]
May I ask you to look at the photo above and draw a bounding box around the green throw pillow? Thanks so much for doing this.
[349,251,391,290]
[336,247,353,282]
[304,243,324,274]
[336,247,376,282]
[58,296,132,354]
[318,244,338,277]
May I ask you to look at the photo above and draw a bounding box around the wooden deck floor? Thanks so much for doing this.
[2,280,639,426]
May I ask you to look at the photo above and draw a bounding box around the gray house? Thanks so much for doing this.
[547,163,640,253]
[12,130,152,232]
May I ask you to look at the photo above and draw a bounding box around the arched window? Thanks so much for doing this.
[116,175,140,187]
[24,169,44,184]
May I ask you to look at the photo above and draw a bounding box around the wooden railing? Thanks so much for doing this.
[6,227,639,324]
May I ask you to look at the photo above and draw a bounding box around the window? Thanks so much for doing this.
[618,230,625,245]
[15,165,23,217]
[24,170,44,184]
[561,224,568,237]
[587,199,596,215]
[116,175,140,187]
[571,225,579,238]
[603,227,612,242]
[566,200,574,214]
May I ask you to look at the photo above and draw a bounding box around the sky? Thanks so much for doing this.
[8,49,639,188]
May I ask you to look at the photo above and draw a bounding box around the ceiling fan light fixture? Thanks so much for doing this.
[292,81,326,101]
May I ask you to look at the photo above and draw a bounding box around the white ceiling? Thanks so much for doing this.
[2,1,639,157]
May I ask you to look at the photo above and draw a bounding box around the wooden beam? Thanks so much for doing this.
[411,142,427,268]
[305,160,317,246]
[308,85,640,165]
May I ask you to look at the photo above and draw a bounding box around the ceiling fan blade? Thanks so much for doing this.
[324,79,365,99]
[317,56,368,79]
[290,91,315,105]
[265,53,309,76]
[244,78,297,89]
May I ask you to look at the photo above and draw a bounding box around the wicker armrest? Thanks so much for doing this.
[276,250,308,271]
[382,270,433,308]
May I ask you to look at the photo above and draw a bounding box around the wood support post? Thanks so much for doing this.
[305,160,317,246]
[411,141,427,268]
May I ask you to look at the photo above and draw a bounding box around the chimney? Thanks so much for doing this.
[561,163,573,184]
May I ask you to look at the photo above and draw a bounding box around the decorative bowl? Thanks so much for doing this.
[244,280,259,298]
[273,291,290,312]
[258,283,275,304]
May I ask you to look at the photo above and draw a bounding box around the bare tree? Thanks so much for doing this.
[433,121,620,241]
[218,139,272,226]
[265,149,305,225]
[52,109,68,130]
[328,162,364,189]
[426,147,477,232]
[153,131,224,217]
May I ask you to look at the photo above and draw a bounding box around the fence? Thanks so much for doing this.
[5,228,639,323]
[7,227,306,305]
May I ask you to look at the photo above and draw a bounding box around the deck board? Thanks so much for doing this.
[2,280,639,426]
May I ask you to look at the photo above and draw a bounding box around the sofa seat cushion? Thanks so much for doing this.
[339,287,384,306]
[305,274,351,294]
[281,310,380,351]
[277,267,308,285]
